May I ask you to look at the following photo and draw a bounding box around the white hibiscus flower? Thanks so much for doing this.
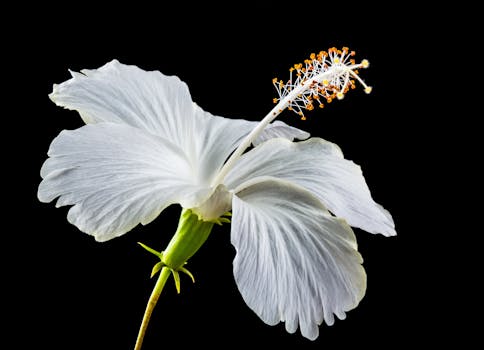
[38,47,395,349]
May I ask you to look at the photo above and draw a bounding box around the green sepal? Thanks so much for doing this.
[151,261,165,278]
[178,266,196,283]
[171,270,181,294]
[137,242,163,259]
[140,208,226,295]
[208,211,232,225]
[162,209,214,269]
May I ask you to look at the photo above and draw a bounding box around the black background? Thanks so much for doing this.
[8,4,453,349]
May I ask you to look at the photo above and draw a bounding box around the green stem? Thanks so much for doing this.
[134,209,216,349]
[134,267,171,350]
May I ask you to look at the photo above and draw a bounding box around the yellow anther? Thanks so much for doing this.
[272,46,371,119]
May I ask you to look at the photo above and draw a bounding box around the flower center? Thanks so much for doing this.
[191,184,232,222]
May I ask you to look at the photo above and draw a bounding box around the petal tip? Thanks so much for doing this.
[302,328,319,341]
[37,187,48,203]
[49,87,58,103]
[384,227,397,237]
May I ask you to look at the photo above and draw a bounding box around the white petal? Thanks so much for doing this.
[177,104,311,185]
[191,111,310,184]
[225,138,396,236]
[252,120,310,146]
[50,60,311,186]
[51,60,197,145]
[232,177,366,340]
[187,105,254,185]
[38,123,205,241]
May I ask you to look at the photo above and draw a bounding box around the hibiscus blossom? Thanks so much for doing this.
[38,48,395,349]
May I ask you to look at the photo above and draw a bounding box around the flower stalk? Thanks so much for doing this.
[134,267,171,350]
[135,209,215,350]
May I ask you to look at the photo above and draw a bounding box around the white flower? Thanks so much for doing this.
[38,55,395,341]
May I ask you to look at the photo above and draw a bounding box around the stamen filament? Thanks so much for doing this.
[349,70,369,89]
